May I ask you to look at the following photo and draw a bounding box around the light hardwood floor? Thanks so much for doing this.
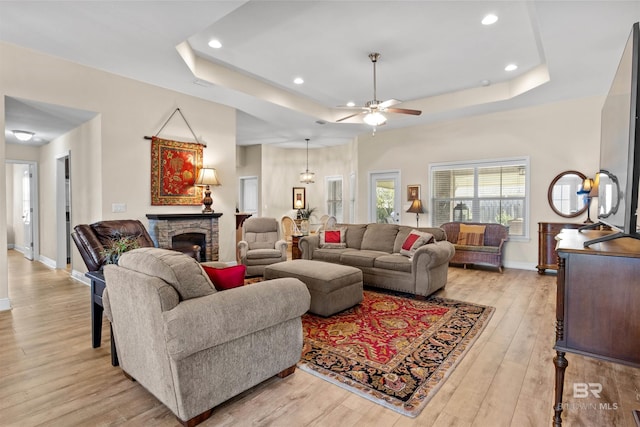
[1,249,639,427]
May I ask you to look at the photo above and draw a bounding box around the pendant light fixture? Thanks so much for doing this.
[299,138,315,184]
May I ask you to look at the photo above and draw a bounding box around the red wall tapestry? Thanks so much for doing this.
[151,136,203,205]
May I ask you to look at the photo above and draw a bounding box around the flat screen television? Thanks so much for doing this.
[584,22,640,246]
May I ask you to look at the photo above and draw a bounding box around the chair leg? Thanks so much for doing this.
[179,409,214,427]
[276,365,296,378]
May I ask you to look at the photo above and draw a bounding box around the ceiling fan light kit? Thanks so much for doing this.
[336,52,422,126]
[363,111,386,126]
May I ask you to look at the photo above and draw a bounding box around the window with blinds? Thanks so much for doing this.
[430,158,529,238]
[326,176,343,222]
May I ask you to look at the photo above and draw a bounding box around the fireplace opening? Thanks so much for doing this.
[172,233,206,262]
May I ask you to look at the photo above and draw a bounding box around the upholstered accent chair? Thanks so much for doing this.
[103,248,310,427]
[238,217,288,276]
[71,219,200,271]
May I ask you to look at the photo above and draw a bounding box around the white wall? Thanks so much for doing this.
[1,42,237,308]
[355,96,602,269]
[260,143,356,222]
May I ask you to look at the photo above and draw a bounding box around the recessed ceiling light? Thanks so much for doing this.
[208,39,222,49]
[482,14,498,25]
[346,101,355,107]
[293,77,304,85]
[481,79,491,87]
[505,64,518,72]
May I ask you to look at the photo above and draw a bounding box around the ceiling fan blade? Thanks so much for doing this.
[336,112,365,122]
[385,107,422,116]
[378,99,402,109]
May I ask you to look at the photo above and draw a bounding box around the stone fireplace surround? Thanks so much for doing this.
[146,213,223,262]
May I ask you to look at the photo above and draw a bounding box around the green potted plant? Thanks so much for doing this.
[100,232,141,265]
[297,206,317,235]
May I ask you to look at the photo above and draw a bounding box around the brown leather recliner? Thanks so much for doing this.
[72,219,200,271]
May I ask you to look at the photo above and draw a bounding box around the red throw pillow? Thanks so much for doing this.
[202,265,246,291]
[402,233,421,251]
[325,230,341,244]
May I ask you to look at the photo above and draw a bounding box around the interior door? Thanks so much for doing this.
[239,176,258,214]
[22,165,34,260]
[369,171,401,224]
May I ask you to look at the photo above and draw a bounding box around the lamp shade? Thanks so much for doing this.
[195,168,221,186]
[590,173,599,197]
[406,199,425,214]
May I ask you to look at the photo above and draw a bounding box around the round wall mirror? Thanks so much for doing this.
[547,170,588,218]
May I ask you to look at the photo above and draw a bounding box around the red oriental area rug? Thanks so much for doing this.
[299,290,494,417]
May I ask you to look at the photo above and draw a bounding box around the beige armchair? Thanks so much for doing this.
[238,217,288,276]
[103,248,310,426]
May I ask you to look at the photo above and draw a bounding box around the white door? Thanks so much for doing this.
[369,171,401,224]
[239,176,258,214]
[22,165,34,260]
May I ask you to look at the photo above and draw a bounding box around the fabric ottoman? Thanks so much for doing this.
[264,260,363,316]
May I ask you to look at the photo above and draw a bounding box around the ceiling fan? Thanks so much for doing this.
[336,53,422,126]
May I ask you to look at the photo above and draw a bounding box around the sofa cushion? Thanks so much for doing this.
[118,247,216,300]
[245,230,279,250]
[245,248,284,260]
[343,224,367,249]
[360,224,399,253]
[313,248,354,263]
[340,250,388,268]
[455,244,500,253]
[319,228,347,248]
[202,265,246,291]
[374,254,412,273]
[399,230,435,257]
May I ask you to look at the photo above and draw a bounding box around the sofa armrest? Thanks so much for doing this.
[412,241,455,270]
[276,239,288,257]
[299,235,320,259]
[163,278,311,361]
[238,240,249,260]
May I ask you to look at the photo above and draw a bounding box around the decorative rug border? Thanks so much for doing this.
[297,291,495,418]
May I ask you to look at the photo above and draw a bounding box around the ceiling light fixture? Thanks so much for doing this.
[346,101,355,107]
[293,77,304,85]
[482,14,498,25]
[300,138,315,184]
[363,111,386,126]
[207,39,222,49]
[505,64,518,71]
[12,130,35,141]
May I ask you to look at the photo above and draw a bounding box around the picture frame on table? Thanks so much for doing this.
[408,184,421,201]
[293,187,306,210]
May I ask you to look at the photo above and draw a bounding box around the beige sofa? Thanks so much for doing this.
[299,223,455,297]
[103,248,310,426]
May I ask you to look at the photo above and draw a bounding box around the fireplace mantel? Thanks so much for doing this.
[146,213,223,261]
[146,213,223,220]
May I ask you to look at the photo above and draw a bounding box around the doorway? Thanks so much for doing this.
[369,171,401,224]
[239,176,258,214]
[5,160,39,261]
[55,153,71,269]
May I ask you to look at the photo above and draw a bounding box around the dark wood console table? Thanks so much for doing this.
[86,271,118,366]
[537,222,583,274]
[553,229,640,426]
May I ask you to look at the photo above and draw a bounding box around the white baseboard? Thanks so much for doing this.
[0,298,12,311]
[503,261,538,271]
[38,255,57,269]
[71,270,91,286]
[7,244,15,250]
